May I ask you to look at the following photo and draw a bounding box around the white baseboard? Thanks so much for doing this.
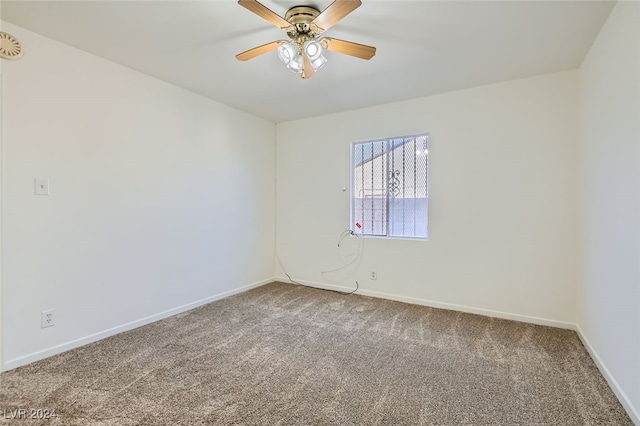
[575,325,640,425]
[275,276,576,330]
[5,277,638,425]
[2,278,274,372]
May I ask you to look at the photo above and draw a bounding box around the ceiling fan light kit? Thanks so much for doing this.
[236,0,376,79]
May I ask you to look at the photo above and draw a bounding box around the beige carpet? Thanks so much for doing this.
[0,282,632,425]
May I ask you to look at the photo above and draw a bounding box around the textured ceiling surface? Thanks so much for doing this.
[2,0,615,122]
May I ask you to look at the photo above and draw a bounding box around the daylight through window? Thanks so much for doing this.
[351,134,429,239]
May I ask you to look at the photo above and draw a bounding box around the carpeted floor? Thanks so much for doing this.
[0,282,632,425]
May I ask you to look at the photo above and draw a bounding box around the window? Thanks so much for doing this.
[351,134,428,239]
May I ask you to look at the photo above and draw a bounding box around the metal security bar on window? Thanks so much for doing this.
[351,134,428,239]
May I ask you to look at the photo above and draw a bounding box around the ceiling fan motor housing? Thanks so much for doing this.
[285,6,320,24]
[285,6,323,41]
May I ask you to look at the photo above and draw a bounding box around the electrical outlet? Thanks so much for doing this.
[370,271,377,280]
[41,310,55,328]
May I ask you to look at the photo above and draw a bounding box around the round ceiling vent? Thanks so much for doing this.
[0,32,24,60]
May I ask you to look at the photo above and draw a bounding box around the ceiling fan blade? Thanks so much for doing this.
[301,54,315,79]
[312,0,362,31]
[238,0,291,29]
[323,38,376,60]
[236,41,283,61]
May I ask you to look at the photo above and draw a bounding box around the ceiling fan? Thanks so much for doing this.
[236,0,376,79]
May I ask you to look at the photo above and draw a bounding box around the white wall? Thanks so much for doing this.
[1,7,637,421]
[276,71,580,326]
[0,4,5,371]
[577,2,640,422]
[1,22,276,370]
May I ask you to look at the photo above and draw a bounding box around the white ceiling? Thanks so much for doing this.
[2,0,614,123]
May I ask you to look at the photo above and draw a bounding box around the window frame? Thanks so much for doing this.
[349,133,429,240]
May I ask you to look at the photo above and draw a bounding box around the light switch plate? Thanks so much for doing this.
[34,178,50,195]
